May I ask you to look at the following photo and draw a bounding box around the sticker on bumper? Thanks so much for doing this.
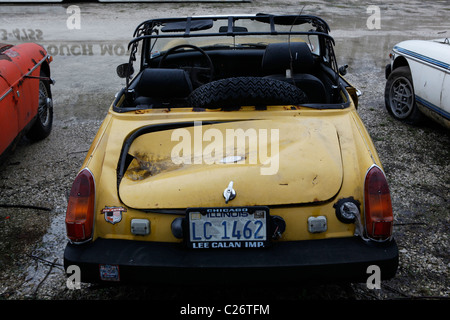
[99,264,120,281]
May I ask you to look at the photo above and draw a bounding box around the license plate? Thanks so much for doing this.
[187,206,269,249]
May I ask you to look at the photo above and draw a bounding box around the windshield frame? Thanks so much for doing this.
[126,14,337,75]
[113,14,351,113]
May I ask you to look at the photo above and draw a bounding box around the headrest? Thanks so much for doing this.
[262,42,315,75]
[134,68,193,98]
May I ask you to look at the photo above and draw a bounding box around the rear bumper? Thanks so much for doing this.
[64,237,398,284]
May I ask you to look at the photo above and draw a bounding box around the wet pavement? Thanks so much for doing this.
[0,0,449,303]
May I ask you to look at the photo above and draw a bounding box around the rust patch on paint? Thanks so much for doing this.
[125,152,182,181]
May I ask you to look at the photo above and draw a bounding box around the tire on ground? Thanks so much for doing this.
[27,70,53,141]
[384,66,423,125]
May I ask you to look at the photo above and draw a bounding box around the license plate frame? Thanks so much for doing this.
[186,206,270,249]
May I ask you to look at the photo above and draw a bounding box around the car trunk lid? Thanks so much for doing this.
[118,118,343,209]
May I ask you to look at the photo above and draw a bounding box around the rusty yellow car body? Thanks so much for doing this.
[64,14,398,285]
[85,104,379,243]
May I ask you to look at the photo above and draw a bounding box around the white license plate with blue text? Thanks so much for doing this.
[187,207,269,249]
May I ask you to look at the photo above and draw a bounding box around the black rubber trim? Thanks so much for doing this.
[64,237,398,285]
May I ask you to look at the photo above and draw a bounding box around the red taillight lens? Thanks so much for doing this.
[65,169,95,242]
[364,166,393,241]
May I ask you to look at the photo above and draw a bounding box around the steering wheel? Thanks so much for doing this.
[158,44,214,88]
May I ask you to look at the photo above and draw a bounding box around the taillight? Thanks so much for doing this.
[364,165,393,241]
[65,169,95,243]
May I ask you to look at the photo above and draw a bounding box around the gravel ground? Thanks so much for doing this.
[0,0,449,304]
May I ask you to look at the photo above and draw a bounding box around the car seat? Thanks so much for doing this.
[261,42,329,104]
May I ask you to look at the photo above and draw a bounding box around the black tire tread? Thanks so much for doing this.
[189,77,308,109]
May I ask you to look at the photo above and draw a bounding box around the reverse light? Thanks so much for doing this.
[65,168,95,243]
[364,165,393,241]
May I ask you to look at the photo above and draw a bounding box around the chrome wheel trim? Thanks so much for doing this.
[389,76,414,119]
[38,81,51,127]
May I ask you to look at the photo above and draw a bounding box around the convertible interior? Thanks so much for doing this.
[120,41,344,110]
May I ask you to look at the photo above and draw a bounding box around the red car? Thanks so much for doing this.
[0,42,53,159]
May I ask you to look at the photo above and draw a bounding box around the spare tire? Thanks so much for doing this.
[188,77,308,109]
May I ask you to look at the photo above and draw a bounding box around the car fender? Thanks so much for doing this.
[0,43,52,155]
[392,40,449,116]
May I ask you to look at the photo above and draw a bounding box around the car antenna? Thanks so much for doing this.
[287,5,306,85]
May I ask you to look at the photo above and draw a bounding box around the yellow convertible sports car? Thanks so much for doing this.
[64,14,398,284]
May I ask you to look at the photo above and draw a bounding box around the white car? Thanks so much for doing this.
[385,39,450,128]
